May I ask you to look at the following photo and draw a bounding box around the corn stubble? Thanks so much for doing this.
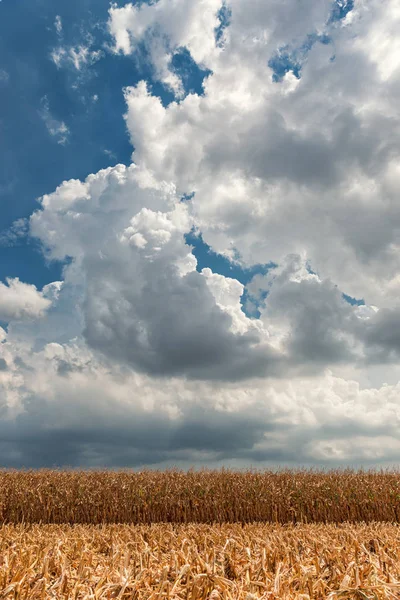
[2,470,400,599]
[1,523,400,599]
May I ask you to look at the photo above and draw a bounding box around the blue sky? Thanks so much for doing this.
[0,0,142,287]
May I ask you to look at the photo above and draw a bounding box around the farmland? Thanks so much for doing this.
[1,523,400,599]
[1,470,400,598]
[1,469,400,524]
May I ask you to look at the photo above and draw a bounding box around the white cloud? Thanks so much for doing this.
[55,15,63,36]
[0,279,52,322]
[51,48,67,68]
[108,0,223,96]
[30,164,280,381]
[40,96,70,145]
[70,46,103,71]
[351,0,400,82]
[108,0,333,97]
[51,22,103,75]
[117,0,400,311]
[0,218,28,247]
[51,45,102,71]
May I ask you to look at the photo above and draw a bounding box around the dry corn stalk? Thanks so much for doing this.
[0,522,400,599]
[0,468,400,525]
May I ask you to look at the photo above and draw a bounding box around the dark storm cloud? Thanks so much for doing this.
[0,392,274,468]
[83,264,283,381]
[362,308,400,363]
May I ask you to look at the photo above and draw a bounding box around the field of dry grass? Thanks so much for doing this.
[1,468,400,524]
[1,522,400,599]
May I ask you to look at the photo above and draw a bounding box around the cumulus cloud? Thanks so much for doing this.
[0,279,53,321]
[117,0,400,308]
[30,165,281,381]
[1,0,400,467]
[109,0,222,96]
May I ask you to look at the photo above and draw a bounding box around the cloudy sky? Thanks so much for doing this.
[1,0,400,469]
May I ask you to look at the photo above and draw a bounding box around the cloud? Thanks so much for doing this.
[55,15,63,36]
[362,307,400,364]
[50,25,103,74]
[0,69,9,85]
[51,45,103,71]
[30,165,281,381]
[39,96,70,145]
[1,336,400,468]
[0,218,28,247]
[117,0,400,309]
[26,157,400,383]
[108,0,223,97]
[0,279,52,321]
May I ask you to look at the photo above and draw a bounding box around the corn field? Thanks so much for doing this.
[3,469,400,599]
[1,468,400,524]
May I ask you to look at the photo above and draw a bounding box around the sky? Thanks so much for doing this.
[1,0,400,469]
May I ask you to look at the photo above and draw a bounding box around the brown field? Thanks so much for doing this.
[1,469,400,524]
[2,469,400,599]
[1,522,400,599]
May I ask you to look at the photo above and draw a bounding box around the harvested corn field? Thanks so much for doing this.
[1,469,400,525]
[3,470,400,599]
[1,522,400,599]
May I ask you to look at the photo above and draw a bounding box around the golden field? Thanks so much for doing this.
[2,469,400,599]
[1,469,400,524]
[1,523,400,599]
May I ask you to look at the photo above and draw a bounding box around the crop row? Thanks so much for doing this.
[1,468,400,524]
